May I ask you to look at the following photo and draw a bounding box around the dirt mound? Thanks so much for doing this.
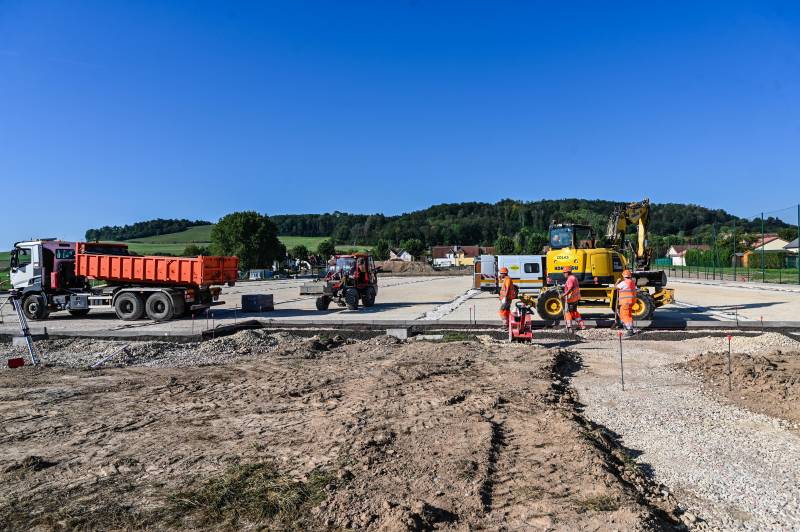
[0,337,680,530]
[379,260,436,274]
[3,330,339,369]
[683,349,800,426]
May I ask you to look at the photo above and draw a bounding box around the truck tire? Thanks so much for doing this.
[145,292,174,321]
[114,293,145,320]
[536,289,564,321]
[345,288,359,310]
[22,294,49,320]
[69,309,90,317]
[631,291,656,321]
[362,286,376,307]
[316,296,331,310]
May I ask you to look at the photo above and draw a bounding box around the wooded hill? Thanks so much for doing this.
[270,199,793,248]
[85,219,211,241]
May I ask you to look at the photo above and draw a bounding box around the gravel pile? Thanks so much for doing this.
[573,333,800,530]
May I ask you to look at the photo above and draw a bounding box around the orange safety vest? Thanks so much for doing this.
[499,277,517,300]
[618,278,637,305]
[564,276,581,303]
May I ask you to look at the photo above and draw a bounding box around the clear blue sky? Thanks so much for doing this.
[2,1,799,244]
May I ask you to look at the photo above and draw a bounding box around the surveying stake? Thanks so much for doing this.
[3,290,41,366]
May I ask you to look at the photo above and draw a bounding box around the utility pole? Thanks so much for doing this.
[712,223,717,280]
[732,217,737,281]
[761,212,765,283]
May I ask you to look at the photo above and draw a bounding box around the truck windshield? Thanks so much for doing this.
[335,257,356,273]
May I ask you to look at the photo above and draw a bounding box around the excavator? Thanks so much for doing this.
[530,198,674,321]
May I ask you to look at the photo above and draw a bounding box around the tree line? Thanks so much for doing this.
[270,199,792,249]
[85,219,211,241]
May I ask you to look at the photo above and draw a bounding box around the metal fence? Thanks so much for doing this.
[655,203,800,286]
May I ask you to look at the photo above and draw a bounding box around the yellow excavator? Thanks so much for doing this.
[529,198,674,321]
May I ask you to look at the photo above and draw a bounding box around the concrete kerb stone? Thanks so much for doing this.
[386,328,411,340]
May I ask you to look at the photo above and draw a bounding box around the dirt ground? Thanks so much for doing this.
[0,334,681,530]
[682,348,800,426]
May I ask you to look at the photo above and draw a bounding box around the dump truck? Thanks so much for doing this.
[300,253,378,310]
[7,239,239,321]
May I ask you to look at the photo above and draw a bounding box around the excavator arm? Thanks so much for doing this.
[606,199,652,270]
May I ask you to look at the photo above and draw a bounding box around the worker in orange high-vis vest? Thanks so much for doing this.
[562,266,585,331]
[616,269,638,336]
[498,267,517,325]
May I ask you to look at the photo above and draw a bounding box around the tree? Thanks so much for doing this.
[373,239,390,261]
[400,238,425,259]
[210,211,283,270]
[494,235,514,254]
[182,244,209,257]
[317,239,336,259]
[289,245,309,260]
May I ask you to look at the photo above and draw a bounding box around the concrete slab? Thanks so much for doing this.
[3,273,800,339]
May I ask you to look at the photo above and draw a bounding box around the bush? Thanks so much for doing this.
[748,251,787,269]
[211,212,283,270]
[317,240,336,259]
[373,239,390,261]
[289,245,309,260]
[399,238,424,259]
[183,244,210,257]
[494,235,515,254]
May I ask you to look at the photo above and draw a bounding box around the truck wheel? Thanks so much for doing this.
[362,287,376,307]
[114,293,145,320]
[316,296,331,311]
[22,294,49,320]
[632,291,656,321]
[345,288,359,310]
[69,309,90,317]
[145,292,174,321]
[536,289,564,321]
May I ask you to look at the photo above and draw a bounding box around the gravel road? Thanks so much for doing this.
[572,331,800,530]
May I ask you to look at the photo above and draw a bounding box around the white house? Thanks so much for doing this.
[751,235,790,253]
[389,249,414,262]
[666,244,711,266]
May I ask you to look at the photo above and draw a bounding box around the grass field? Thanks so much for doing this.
[126,225,215,244]
[0,253,9,288]
[121,226,369,255]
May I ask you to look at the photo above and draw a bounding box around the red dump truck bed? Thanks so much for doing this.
[74,242,239,287]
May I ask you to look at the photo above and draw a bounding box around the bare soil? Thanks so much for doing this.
[1,335,680,530]
[683,349,800,426]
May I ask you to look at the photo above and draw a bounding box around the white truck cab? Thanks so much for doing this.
[9,240,46,290]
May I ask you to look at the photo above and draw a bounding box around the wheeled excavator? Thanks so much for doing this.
[530,198,674,321]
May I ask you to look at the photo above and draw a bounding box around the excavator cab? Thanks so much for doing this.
[549,224,596,250]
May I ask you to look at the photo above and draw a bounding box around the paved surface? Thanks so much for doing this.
[2,274,800,336]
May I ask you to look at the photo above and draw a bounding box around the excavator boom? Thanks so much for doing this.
[606,198,652,270]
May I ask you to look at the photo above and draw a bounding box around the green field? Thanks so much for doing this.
[120,226,368,255]
[126,224,215,244]
[0,252,9,288]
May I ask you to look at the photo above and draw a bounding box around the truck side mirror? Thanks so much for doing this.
[9,250,18,270]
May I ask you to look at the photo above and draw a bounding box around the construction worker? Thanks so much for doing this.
[498,267,517,325]
[616,269,638,336]
[562,266,585,331]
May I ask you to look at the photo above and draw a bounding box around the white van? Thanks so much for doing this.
[473,255,498,290]
[497,255,546,294]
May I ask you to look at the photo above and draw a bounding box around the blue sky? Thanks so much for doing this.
[1,1,799,244]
